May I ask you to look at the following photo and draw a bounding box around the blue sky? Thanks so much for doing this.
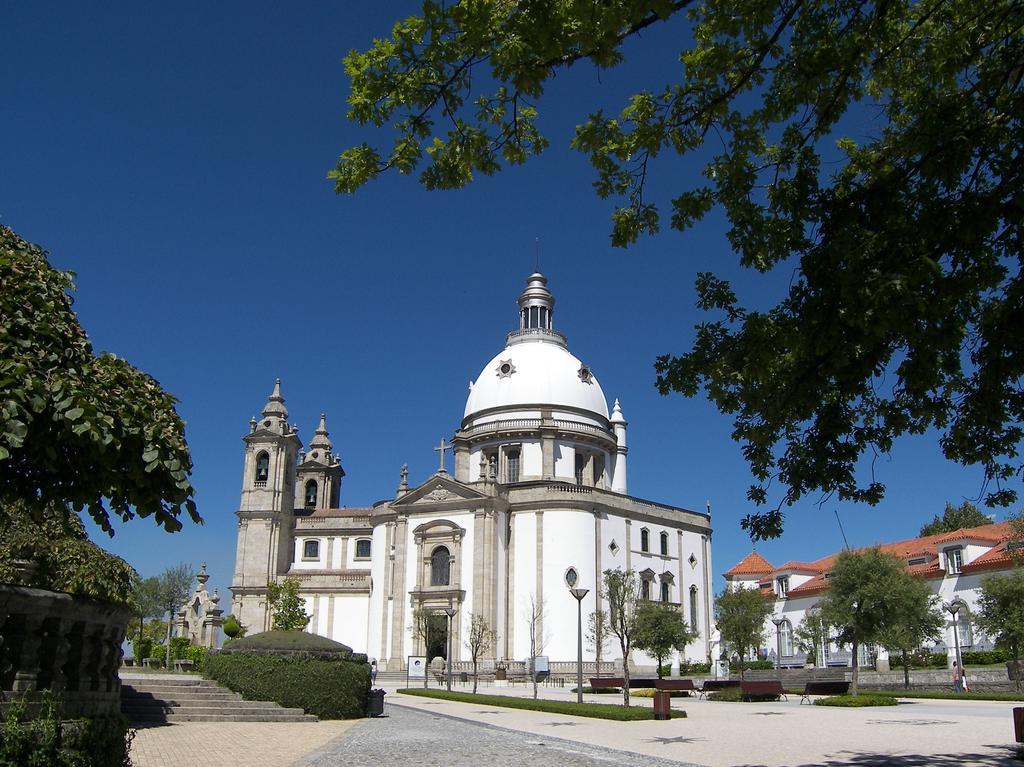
[2,3,1008,607]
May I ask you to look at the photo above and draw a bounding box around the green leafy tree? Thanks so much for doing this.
[793,609,830,667]
[714,587,771,678]
[603,568,640,706]
[586,607,611,671]
[157,563,194,668]
[131,575,163,657]
[0,226,199,534]
[975,569,1024,691]
[266,577,311,632]
[633,602,697,678]
[819,548,907,695]
[464,613,496,694]
[875,572,944,688]
[336,2,1024,539]
[919,502,993,537]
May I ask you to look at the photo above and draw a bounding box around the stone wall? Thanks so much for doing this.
[858,667,1016,692]
[0,584,131,718]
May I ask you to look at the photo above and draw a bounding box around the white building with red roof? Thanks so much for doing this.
[724,522,1020,669]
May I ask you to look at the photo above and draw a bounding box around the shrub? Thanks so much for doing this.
[571,686,621,694]
[658,663,673,677]
[181,645,208,672]
[222,614,246,639]
[205,631,369,719]
[632,688,691,698]
[814,694,899,707]
[398,688,687,719]
[706,688,779,702]
[961,649,1012,666]
[0,692,133,767]
[904,649,947,669]
[132,637,153,663]
[169,636,192,659]
[679,661,712,675]
[735,660,775,671]
[146,644,166,666]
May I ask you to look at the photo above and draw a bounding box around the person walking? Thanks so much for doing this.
[952,661,963,693]
[370,660,378,686]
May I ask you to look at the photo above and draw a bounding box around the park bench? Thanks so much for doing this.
[142,657,161,669]
[698,679,740,698]
[173,659,194,673]
[740,680,787,701]
[799,680,850,704]
[655,679,697,695]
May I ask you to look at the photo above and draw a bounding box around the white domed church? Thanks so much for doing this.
[230,273,714,673]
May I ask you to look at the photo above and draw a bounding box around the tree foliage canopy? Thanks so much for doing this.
[267,577,311,632]
[919,501,994,536]
[874,567,944,687]
[0,226,199,535]
[714,586,771,671]
[633,602,697,676]
[975,569,1024,689]
[336,0,1024,539]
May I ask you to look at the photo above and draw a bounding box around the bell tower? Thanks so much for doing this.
[295,413,344,511]
[230,379,302,632]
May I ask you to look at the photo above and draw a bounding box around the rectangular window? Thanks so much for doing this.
[660,582,670,602]
[506,449,520,483]
[640,528,650,552]
[946,548,963,574]
[689,588,699,632]
[302,539,319,560]
[574,452,585,486]
[641,580,651,600]
[355,539,372,559]
[592,454,604,487]
[776,576,789,598]
[660,532,669,556]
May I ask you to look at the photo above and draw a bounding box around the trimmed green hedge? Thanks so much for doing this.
[706,688,780,702]
[205,649,369,719]
[961,649,1013,666]
[398,688,686,719]
[679,661,712,674]
[814,694,899,707]
[882,690,1024,702]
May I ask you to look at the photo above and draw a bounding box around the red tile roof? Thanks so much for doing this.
[725,521,1018,597]
[723,551,775,577]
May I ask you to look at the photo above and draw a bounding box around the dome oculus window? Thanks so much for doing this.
[495,358,516,378]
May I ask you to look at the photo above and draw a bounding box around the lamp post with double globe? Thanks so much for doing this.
[944,597,967,689]
[771,616,785,681]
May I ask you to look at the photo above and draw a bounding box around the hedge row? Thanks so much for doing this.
[205,652,369,719]
[814,694,898,707]
[398,688,686,719]
[961,649,1015,666]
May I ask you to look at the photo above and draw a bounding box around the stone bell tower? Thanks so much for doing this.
[230,379,301,633]
[295,413,344,511]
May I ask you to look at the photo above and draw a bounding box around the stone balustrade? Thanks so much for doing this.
[0,584,131,718]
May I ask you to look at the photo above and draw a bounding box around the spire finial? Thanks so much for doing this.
[261,378,288,419]
[309,412,332,452]
[534,237,540,273]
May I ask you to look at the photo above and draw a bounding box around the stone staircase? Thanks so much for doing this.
[120,676,317,723]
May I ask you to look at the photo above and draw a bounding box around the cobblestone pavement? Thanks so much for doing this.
[299,705,699,767]
[130,720,358,767]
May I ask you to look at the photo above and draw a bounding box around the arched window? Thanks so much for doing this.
[958,608,974,647]
[304,480,318,507]
[640,528,650,553]
[303,539,319,559]
[430,546,450,586]
[660,532,669,556]
[255,451,270,484]
[641,579,651,600]
[660,581,670,602]
[780,619,794,657]
[355,539,372,559]
[689,586,699,632]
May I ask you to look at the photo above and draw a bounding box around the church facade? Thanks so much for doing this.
[230,273,714,672]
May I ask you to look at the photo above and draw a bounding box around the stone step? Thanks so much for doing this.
[120,677,318,724]
[123,698,284,711]
[122,687,243,700]
[120,678,220,688]
[130,711,318,723]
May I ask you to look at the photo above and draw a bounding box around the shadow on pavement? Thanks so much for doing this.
[734,748,1021,766]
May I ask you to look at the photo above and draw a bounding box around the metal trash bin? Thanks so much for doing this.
[653,690,672,721]
[461,671,469,683]
[1013,707,1023,743]
[367,688,386,717]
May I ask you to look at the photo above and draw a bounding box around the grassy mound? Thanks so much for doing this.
[814,694,899,707]
[398,688,687,720]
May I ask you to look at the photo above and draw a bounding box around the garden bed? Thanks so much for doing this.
[398,688,687,720]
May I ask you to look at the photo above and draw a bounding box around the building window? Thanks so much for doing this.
[355,539,371,559]
[302,539,319,560]
[780,619,794,656]
[506,448,520,483]
[640,528,650,553]
[776,576,789,598]
[304,480,318,508]
[641,580,651,600]
[430,546,450,586]
[592,454,604,486]
[957,608,974,647]
[575,452,586,486]
[660,581,670,602]
[945,547,963,574]
[255,451,269,484]
[660,532,669,556]
[689,586,699,632]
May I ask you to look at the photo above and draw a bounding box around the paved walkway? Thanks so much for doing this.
[129,720,358,767]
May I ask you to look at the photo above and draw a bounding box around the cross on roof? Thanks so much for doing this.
[433,438,452,475]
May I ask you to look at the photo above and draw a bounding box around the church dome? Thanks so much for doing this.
[463,273,609,421]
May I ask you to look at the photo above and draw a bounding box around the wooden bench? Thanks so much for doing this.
[655,679,697,694]
[698,679,740,698]
[740,680,787,701]
[799,680,850,704]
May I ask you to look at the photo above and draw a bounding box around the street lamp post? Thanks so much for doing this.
[444,602,457,693]
[945,598,967,690]
[771,617,784,682]
[565,569,589,704]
